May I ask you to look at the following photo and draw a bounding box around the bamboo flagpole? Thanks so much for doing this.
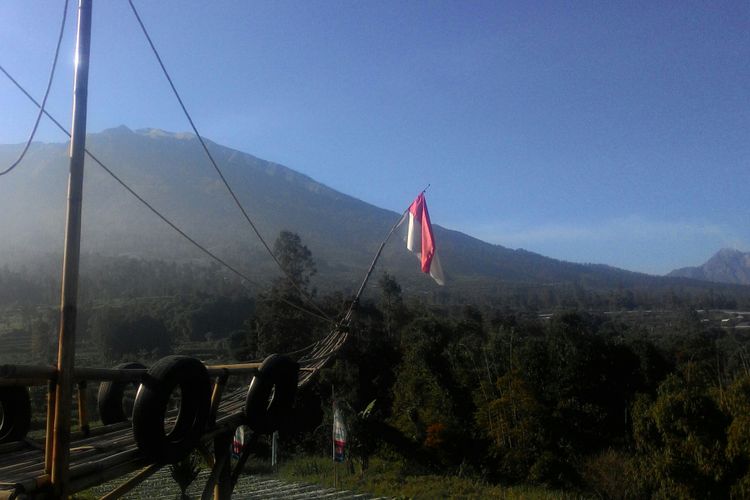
[50,0,93,496]
[343,185,431,324]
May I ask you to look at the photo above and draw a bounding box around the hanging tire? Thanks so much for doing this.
[132,356,211,464]
[97,362,146,425]
[0,386,32,443]
[244,354,299,434]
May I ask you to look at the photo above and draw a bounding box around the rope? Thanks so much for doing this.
[0,0,68,177]
[126,0,333,325]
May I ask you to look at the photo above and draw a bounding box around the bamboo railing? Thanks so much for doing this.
[0,325,348,500]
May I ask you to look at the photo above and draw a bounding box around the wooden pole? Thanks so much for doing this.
[230,433,258,488]
[76,381,89,436]
[212,432,233,500]
[50,0,92,496]
[345,185,429,323]
[44,380,57,475]
[207,373,229,428]
[345,211,407,324]
[332,385,336,490]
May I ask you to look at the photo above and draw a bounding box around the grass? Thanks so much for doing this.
[278,455,582,499]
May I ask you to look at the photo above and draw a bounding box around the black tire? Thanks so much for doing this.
[244,354,299,434]
[97,362,147,425]
[132,356,211,464]
[0,386,32,443]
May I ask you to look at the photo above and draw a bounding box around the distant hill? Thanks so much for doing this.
[1,127,747,300]
[668,249,750,286]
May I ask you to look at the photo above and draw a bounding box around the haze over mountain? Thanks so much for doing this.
[0,127,745,297]
[668,249,750,286]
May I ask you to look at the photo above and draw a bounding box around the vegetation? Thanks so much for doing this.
[279,455,573,499]
[170,452,202,499]
[4,231,750,497]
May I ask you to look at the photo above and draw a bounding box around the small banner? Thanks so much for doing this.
[332,402,347,463]
[232,425,250,459]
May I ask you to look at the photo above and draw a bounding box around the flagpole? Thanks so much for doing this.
[344,185,430,323]
[344,209,407,323]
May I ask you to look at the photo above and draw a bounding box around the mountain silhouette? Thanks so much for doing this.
[0,127,743,298]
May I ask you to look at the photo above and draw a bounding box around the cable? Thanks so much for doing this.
[0,64,334,326]
[0,0,69,177]
[127,0,334,324]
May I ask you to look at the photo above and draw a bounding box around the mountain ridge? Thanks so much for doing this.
[1,127,747,298]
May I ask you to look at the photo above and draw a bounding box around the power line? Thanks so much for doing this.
[0,0,69,177]
[126,0,334,325]
[0,64,334,326]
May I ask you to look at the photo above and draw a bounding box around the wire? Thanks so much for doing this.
[127,0,334,324]
[0,0,69,177]
[0,64,335,326]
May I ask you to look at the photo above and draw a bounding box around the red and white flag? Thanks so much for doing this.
[332,402,346,463]
[402,193,445,285]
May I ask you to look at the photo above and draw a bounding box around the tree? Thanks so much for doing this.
[389,316,468,467]
[184,295,254,341]
[475,370,546,482]
[632,373,731,498]
[273,230,316,292]
[722,374,750,498]
[379,273,406,338]
[91,308,172,360]
[249,231,321,357]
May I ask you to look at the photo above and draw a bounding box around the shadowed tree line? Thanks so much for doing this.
[5,233,750,497]
[285,291,750,498]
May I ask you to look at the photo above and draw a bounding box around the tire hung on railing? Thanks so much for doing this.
[97,362,146,425]
[244,354,299,434]
[132,355,211,463]
[0,386,31,443]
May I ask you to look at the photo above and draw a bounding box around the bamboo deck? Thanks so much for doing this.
[0,387,247,499]
[0,326,346,498]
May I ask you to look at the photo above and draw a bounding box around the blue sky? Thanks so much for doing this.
[1,1,748,274]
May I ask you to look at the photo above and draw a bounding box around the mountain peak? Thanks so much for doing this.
[135,128,195,140]
[715,248,745,259]
[100,125,134,136]
[668,248,750,285]
[99,126,197,141]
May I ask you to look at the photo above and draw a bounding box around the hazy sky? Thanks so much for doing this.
[1,1,748,274]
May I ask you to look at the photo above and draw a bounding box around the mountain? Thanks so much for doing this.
[0,127,745,299]
[668,249,750,286]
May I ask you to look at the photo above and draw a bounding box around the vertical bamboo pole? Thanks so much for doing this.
[212,432,232,500]
[332,385,336,490]
[76,381,89,436]
[50,0,93,496]
[44,379,57,475]
[207,373,228,428]
[344,210,408,324]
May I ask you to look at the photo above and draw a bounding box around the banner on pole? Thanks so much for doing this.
[333,403,347,463]
[232,425,251,459]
